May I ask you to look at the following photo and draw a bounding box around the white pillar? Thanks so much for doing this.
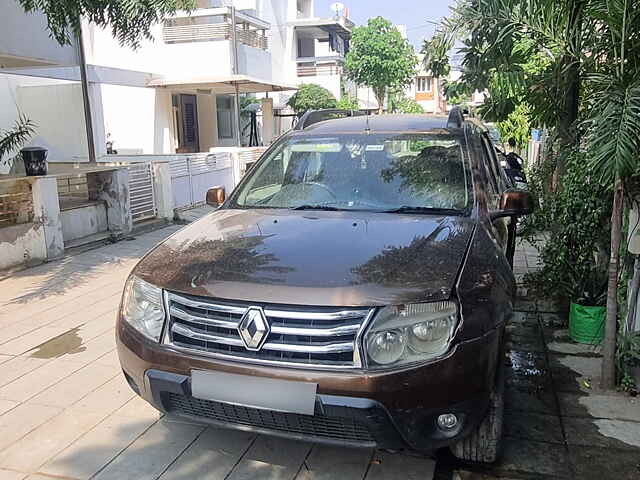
[261,98,274,145]
[31,176,64,260]
[88,168,132,237]
[153,162,175,221]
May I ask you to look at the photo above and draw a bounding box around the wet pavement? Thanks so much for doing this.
[444,240,640,479]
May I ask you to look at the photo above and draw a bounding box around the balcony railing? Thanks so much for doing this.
[163,7,269,50]
[296,56,344,77]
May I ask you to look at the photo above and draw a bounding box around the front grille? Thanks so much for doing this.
[163,392,374,444]
[164,292,373,368]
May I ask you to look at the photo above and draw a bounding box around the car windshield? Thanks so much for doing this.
[232,133,470,212]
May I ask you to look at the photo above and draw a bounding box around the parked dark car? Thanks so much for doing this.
[116,109,534,463]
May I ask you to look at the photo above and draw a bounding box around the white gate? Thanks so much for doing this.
[170,153,234,210]
[128,163,157,222]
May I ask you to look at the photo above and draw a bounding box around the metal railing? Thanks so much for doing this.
[127,163,157,223]
[170,152,233,210]
[296,58,344,77]
[163,9,269,50]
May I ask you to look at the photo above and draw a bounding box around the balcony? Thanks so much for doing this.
[163,7,269,50]
[296,56,344,77]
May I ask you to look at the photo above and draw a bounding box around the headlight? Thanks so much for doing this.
[364,301,458,368]
[121,275,165,342]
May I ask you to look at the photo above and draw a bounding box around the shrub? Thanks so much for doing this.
[287,84,336,114]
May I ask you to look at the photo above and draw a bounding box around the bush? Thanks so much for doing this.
[287,84,337,114]
[336,96,360,110]
[393,97,425,114]
[525,151,612,302]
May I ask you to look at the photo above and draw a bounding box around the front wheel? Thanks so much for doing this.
[450,356,504,463]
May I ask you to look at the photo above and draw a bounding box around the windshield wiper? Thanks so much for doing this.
[383,206,462,215]
[291,204,342,211]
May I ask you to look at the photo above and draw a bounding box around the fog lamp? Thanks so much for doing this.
[437,413,459,431]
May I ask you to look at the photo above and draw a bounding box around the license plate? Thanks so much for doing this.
[191,370,317,415]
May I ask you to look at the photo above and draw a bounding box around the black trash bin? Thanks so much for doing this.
[21,147,48,176]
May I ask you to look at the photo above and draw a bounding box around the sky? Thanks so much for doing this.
[314,0,456,49]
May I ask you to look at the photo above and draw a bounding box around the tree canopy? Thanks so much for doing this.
[286,84,337,114]
[16,0,195,48]
[345,17,418,114]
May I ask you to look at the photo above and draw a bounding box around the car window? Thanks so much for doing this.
[482,134,509,193]
[479,135,502,209]
[244,151,285,204]
[233,134,470,212]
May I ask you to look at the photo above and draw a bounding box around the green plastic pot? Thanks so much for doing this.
[569,302,605,345]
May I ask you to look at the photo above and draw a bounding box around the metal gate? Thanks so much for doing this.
[128,163,157,223]
[170,153,234,210]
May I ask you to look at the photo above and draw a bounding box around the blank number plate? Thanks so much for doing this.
[191,370,317,415]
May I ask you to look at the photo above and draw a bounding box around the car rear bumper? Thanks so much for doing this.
[117,318,501,451]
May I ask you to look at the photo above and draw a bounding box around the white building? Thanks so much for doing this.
[1,0,356,165]
[409,54,447,114]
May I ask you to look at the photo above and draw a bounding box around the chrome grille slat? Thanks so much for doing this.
[165,291,373,368]
[173,322,355,353]
[271,323,360,337]
[170,306,238,330]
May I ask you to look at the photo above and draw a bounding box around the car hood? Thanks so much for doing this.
[134,209,475,307]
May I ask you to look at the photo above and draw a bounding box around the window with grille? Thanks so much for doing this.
[217,96,235,140]
[416,77,433,92]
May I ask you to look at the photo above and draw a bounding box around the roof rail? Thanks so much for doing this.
[447,106,465,129]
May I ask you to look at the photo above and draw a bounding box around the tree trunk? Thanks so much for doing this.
[373,88,385,115]
[601,177,624,390]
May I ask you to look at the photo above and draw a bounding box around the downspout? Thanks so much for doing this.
[230,6,242,147]
[77,23,96,163]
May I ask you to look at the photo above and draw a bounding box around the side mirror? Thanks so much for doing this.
[206,186,226,207]
[491,189,535,219]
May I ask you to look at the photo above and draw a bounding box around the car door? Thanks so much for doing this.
[476,133,510,252]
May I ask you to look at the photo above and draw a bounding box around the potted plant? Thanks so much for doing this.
[567,268,608,345]
[0,115,36,175]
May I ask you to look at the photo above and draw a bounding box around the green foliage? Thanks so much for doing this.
[497,103,531,149]
[0,114,36,165]
[336,96,360,110]
[616,332,640,391]
[442,80,471,106]
[389,93,425,114]
[584,77,640,184]
[524,152,612,301]
[286,84,337,114]
[345,17,418,111]
[17,0,196,48]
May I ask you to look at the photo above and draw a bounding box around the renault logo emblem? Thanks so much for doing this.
[238,307,270,351]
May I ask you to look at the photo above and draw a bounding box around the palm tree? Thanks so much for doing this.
[0,114,35,168]
[582,0,640,388]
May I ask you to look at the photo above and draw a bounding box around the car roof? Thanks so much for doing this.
[298,114,454,134]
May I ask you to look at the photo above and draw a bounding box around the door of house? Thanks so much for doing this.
[178,94,200,153]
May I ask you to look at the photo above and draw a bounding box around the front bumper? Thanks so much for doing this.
[117,319,500,451]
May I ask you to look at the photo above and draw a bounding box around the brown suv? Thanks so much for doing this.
[117,110,533,462]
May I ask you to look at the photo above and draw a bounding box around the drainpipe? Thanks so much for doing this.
[229,6,242,147]
[230,6,242,147]
[77,24,96,163]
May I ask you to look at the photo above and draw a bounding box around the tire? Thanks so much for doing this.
[450,353,505,463]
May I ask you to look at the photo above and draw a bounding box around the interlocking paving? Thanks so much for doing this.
[0,221,637,480]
